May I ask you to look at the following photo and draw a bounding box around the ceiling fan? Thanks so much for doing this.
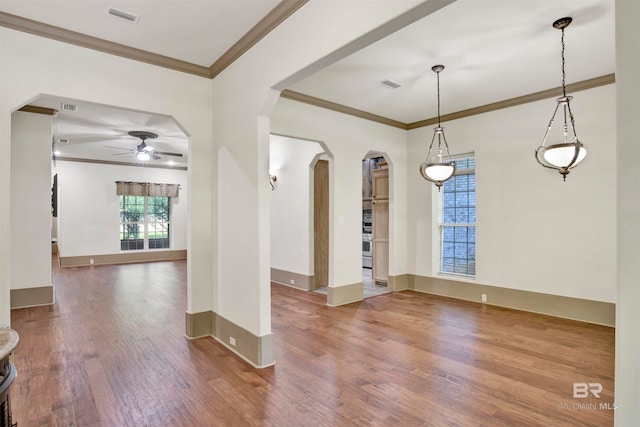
[107,131,183,161]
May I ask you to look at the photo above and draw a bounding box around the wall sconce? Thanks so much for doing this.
[269,174,277,191]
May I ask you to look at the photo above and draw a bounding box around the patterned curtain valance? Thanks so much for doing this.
[116,181,180,197]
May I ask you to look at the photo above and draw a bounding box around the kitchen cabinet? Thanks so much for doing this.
[362,158,374,199]
[372,167,389,285]
[362,157,385,198]
[372,166,389,199]
[363,157,385,210]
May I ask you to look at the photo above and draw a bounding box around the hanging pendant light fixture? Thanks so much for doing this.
[420,64,456,190]
[535,17,586,181]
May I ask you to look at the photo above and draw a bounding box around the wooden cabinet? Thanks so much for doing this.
[372,168,389,285]
[362,158,375,199]
[362,157,385,208]
[372,167,389,199]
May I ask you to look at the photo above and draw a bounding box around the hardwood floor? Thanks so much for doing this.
[10,260,614,426]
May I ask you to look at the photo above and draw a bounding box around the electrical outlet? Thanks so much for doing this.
[290,279,295,285]
[89,259,94,265]
[481,293,487,303]
[229,337,236,346]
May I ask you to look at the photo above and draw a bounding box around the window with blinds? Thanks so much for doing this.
[436,154,476,277]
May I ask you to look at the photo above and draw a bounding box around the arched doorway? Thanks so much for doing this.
[269,134,332,298]
[362,152,391,298]
[9,95,189,311]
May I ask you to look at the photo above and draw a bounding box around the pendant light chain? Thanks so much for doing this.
[436,69,442,127]
[561,27,567,98]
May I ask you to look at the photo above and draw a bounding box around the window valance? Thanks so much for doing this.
[116,181,181,197]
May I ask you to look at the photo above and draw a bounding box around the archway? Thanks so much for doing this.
[269,134,333,301]
[9,95,189,311]
[362,152,391,298]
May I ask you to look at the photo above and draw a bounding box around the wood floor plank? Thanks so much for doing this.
[9,259,614,426]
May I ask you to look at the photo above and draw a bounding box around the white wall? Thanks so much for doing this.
[270,135,324,276]
[212,0,424,338]
[54,161,187,257]
[270,99,409,288]
[408,84,617,303]
[615,0,640,422]
[10,111,52,291]
[0,27,214,326]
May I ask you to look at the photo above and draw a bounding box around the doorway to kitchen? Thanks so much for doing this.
[362,153,390,298]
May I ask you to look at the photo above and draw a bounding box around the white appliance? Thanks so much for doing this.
[362,210,373,268]
[362,232,372,268]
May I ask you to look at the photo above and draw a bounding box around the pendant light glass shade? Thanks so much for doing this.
[422,162,455,182]
[420,65,456,190]
[535,17,586,181]
[542,142,587,167]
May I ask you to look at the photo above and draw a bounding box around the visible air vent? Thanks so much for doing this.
[379,79,402,89]
[60,103,78,112]
[106,7,140,23]
[57,138,70,144]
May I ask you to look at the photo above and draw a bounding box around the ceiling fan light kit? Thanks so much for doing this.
[419,64,456,191]
[535,16,586,181]
[106,130,183,162]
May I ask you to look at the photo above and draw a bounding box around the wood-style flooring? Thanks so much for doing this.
[10,259,614,426]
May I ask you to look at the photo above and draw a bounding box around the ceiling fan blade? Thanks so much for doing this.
[112,152,133,156]
[151,154,162,160]
[155,151,183,157]
[105,145,134,151]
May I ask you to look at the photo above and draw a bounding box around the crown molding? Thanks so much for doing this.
[18,105,57,115]
[0,11,212,78]
[209,0,309,78]
[1,1,308,80]
[281,74,615,130]
[55,156,187,171]
[407,74,616,129]
[280,90,408,130]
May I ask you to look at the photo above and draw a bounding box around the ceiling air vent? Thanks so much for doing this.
[378,79,402,90]
[57,138,70,144]
[60,103,78,112]
[106,7,140,23]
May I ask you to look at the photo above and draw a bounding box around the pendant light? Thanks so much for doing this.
[535,17,586,181]
[420,65,456,190]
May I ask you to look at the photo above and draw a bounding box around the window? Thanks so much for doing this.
[120,195,170,251]
[438,155,475,276]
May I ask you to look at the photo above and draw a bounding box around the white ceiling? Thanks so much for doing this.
[0,0,280,67]
[289,0,615,124]
[2,0,615,167]
[46,96,190,168]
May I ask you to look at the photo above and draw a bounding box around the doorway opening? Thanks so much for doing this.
[9,95,189,313]
[269,135,331,299]
[362,153,391,298]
